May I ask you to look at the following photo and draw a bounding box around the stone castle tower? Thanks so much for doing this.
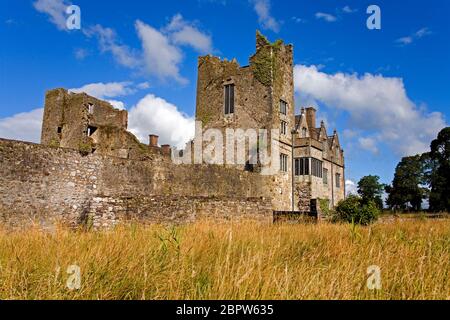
[195,31,345,212]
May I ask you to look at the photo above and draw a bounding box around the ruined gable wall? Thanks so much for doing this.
[41,89,129,151]
[196,56,272,132]
[0,139,272,229]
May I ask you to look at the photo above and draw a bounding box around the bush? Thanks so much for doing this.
[335,195,380,225]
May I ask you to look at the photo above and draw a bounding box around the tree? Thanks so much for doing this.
[357,175,385,209]
[335,195,380,225]
[428,127,450,212]
[385,155,427,211]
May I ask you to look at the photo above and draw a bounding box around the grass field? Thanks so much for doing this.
[0,219,449,300]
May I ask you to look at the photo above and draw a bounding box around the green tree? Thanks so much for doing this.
[335,195,380,225]
[385,155,427,211]
[357,175,385,209]
[428,127,450,212]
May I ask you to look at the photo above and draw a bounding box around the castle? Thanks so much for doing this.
[0,32,345,229]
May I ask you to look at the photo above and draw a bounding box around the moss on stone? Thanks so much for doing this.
[197,108,213,126]
[252,35,285,86]
[48,138,60,148]
[79,141,93,156]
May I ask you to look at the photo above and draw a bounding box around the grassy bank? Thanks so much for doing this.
[0,219,448,300]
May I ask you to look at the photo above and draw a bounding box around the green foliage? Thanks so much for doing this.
[196,108,213,126]
[385,155,427,211]
[252,33,284,86]
[428,127,450,212]
[78,141,92,156]
[357,175,385,209]
[48,138,60,148]
[335,195,380,225]
[318,198,333,219]
[252,46,274,86]
[385,127,450,213]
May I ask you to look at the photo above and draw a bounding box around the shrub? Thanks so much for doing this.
[318,198,334,220]
[335,195,380,225]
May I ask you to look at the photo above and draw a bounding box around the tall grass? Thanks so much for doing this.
[0,219,448,300]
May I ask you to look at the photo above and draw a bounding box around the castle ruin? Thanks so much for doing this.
[0,32,345,229]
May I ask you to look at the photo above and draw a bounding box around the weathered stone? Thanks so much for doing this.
[0,32,345,230]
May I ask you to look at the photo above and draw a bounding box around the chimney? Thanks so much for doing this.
[305,107,316,130]
[149,134,159,147]
[161,144,171,156]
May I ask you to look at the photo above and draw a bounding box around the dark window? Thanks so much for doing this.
[87,126,97,137]
[244,161,254,172]
[280,121,287,135]
[336,173,341,188]
[295,157,310,176]
[224,84,235,115]
[57,127,62,134]
[311,158,323,178]
[295,158,300,176]
[280,100,287,115]
[280,154,288,172]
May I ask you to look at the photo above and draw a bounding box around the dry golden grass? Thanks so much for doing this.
[0,219,449,300]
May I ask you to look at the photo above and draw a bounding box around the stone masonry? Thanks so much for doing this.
[0,31,345,229]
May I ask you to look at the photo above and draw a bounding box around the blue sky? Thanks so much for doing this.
[0,0,449,192]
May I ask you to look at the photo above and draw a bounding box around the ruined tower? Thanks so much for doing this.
[195,31,345,213]
[195,31,295,211]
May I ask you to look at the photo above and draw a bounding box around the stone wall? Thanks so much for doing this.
[89,195,272,229]
[0,138,271,229]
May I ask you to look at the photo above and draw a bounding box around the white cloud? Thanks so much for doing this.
[137,82,151,90]
[85,16,212,84]
[0,108,44,143]
[415,28,432,38]
[165,14,213,54]
[84,25,140,68]
[342,6,357,14]
[135,20,187,84]
[251,0,280,33]
[294,64,447,156]
[106,100,125,110]
[69,82,136,100]
[343,129,358,139]
[345,180,358,196]
[74,48,88,60]
[396,36,413,45]
[34,1,213,84]
[358,137,379,154]
[33,0,69,31]
[291,16,305,24]
[396,27,432,46]
[128,94,195,149]
[315,12,337,22]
